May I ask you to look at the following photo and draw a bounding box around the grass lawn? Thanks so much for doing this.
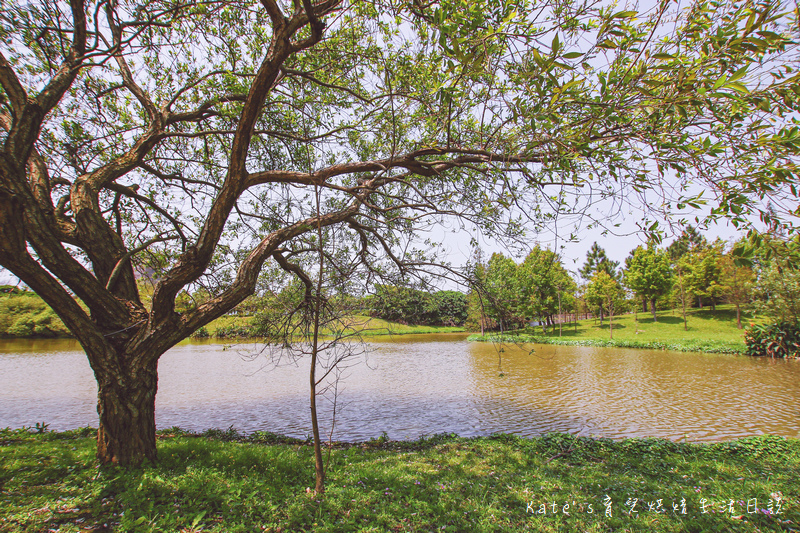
[332,315,465,336]
[1,428,797,532]
[470,306,756,354]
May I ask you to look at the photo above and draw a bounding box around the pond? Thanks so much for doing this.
[1,334,798,441]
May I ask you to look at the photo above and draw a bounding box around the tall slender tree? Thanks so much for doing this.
[579,242,620,281]
[586,271,625,339]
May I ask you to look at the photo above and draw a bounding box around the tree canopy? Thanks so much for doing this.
[579,242,619,281]
[624,244,674,321]
[517,246,576,328]
[1,0,799,465]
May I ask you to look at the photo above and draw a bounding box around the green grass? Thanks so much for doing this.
[0,291,70,338]
[1,428,798,532]
[202,314,464,339]
[1,288,463,340]
[332,315,465,336]
[470,306,756,354]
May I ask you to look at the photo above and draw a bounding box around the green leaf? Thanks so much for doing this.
[728,66,749,83]
[725,81,749,94]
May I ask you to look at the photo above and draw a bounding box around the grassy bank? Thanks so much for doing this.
[199,314,464,339]
[0,289,70,338]
[0,287,463,340]
[470,307,752,354]
[1,428,797,532]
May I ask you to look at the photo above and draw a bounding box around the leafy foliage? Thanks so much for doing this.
[369,285,467,326]
[750,238,800,324]
[0,290,70,338]
[579,243,619,281]
[585,270,625,333]
[516,247,576,327]
[624,245,674,319]
[680,240,725,309]
[745,321,800,358]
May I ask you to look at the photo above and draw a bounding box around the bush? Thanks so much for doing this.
[214,324,254,338]
[0,290,71,338]
[190,326,210,338]
[744,321,800,358]
[370,285,467,326]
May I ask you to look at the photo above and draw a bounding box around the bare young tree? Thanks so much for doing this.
[1,0,798,465]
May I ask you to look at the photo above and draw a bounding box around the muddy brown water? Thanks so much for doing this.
[1,334,798,441]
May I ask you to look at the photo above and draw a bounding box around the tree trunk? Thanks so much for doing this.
[643,298,648,313]
[651,299,657,322]
[681,283,688,331]
[736,303,742,329]
[95,356,159,465]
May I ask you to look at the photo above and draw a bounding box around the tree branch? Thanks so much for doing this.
[106,234,178,291]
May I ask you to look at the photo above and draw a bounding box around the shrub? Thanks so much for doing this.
[370,285,467,326]
[744,321,800,358]
[190,326,210,338]
[214,324,254,338]
[0,291,71,337]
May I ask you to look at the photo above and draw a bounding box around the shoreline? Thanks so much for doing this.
[467,333,747,355]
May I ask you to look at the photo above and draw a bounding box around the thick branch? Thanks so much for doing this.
[36,0,88,115]
[0,51,27,116]
[260,0,287,28]
[245,147,546,188]
[151,5,323,316]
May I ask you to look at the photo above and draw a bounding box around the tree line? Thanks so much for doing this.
[465,229,800,339]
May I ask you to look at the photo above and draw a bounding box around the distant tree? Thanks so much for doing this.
[425,291,468,327]
[672,260,692,331]
[370,285,466,326]
[719,250,754,329]
[682,241,725,310]
[624,245,674,321]
[586,271,625,338]
[485,253,522,331]
[667,226,707,261]
[750,237,800,324]
[579,243,620,281]
[516,247,576,333]
[466,254,490,334]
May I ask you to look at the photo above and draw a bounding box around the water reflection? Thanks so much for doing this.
[0,335,798,441]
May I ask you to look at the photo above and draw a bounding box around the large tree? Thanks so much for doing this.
[484,252,522,331]
[682,240,725,310]
[1,0,799,465]
[624,244,674,321]
[585,270,625,338]
[516,246,575,332]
